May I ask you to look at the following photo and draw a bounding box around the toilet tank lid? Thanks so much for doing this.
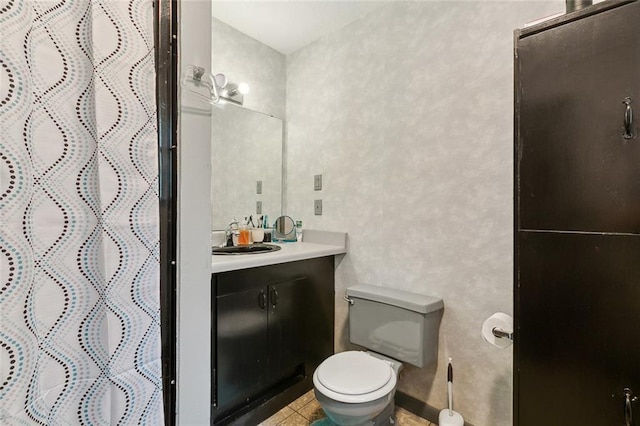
[346,284,444,314]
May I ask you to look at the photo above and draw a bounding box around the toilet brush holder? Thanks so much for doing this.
[438,409,464,426]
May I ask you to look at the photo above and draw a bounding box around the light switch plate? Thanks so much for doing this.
[256,201,262,214]
[257,180,262,194]
[314,174,322,191]
[314,199,322,215]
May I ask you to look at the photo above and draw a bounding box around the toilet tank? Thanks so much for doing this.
[346,284,444,368]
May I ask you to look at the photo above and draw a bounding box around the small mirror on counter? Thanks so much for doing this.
[273,216,296,241]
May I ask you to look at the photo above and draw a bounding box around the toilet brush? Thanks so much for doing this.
[438,358,464,426]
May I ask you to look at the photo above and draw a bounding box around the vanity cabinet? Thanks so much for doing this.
[215,277,306,409]
[212,256,335,424]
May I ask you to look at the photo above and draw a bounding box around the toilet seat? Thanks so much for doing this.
[313,351,397,404]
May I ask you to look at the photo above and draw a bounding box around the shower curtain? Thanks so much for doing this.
[0,1,163,424]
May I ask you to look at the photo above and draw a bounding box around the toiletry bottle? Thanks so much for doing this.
[269,221,277,243]
[247,216,254,244]
[262,215,271,242]
[296,220,303,242]
[238,218,250,245]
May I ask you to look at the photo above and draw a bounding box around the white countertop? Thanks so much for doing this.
[211,230,347,273]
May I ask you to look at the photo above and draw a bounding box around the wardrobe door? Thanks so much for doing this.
[517,1,640,234]
[517,232,640,425]
[515,1,640,424]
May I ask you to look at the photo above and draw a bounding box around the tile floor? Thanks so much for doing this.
[258,390,435,426]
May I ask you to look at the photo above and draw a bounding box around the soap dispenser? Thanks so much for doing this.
[238,218,251,245]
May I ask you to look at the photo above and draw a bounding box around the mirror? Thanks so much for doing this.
[210,102,283,230]
[210,13,286,232]
[210,5,382,232]
[273,216,296,241]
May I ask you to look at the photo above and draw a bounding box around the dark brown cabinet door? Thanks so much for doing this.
[518,232,640,425]
[214,276,308,414]
[211,257,334,424]
[268,278,307,382]
[517,1,640,234]
[515,2,640,425]
[216,287,269,409]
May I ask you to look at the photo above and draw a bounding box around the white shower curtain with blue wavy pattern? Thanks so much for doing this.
[0,0,163,424]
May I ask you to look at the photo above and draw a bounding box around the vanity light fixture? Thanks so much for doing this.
[181,66,249,106]
[215,72,249,105]
[181,65,220,104]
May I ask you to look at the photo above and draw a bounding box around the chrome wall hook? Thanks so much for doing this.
[192,66,205,82]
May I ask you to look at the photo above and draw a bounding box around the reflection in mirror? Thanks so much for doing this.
[211,102,283,230]
[273,216,296,241]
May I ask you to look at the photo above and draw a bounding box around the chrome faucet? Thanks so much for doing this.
[225,220,239,247]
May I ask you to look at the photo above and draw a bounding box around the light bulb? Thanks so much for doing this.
[214,73,227,88]
[238,83,250,95]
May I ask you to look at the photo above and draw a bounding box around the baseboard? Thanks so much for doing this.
[395,391,475,426]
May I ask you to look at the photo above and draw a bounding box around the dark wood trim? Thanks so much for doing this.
[155,0,178,424]
[512,24,522,426]
[515,0,636,39]
[216,377,310,426]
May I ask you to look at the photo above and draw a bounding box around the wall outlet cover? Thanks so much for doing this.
[314,199,322,215]
[257,180,262,194]
[256,201,262,214]
[314,174,322,191]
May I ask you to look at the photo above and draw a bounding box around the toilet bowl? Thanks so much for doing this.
[313,351,400,426]
[312,284,444,426]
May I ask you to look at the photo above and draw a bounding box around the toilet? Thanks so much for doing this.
[313,284,444,426]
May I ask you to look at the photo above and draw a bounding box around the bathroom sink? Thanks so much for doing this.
[212,243,281,255]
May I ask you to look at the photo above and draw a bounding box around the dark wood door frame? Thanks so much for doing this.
[155,1,178,425]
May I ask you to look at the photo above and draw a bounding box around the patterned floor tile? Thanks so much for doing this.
[297,399,325,422]
[270,391,432,425]
[278,411,310,426]
[288,390,316,411]
[395,407,432,425]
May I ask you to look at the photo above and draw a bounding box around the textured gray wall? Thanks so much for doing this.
[211,17,286,118]
[285,2,563,425]
[210,17,286,231]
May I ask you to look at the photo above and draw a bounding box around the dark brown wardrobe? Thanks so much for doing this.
[514,1,640,424]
